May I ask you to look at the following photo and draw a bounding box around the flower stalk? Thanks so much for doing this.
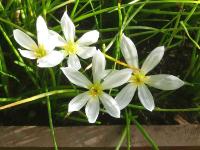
[103,52,139,72]
[0,89,75,110]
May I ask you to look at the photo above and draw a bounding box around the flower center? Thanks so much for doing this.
[89,83,103,97]
[34,45,47,58]
[130,72,149,85]
[64,41,77,55]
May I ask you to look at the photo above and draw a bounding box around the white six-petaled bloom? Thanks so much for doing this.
[61,50,132,123]
[52,12,99,70]
[115,34,185,111]
[13,16,64,68]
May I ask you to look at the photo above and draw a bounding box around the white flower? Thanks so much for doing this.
[61,50,132,123]
[115,34,185,111]
[13,16,64,68]
[53,12,99,70]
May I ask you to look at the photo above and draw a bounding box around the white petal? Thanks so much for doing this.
[67,54,81,70]
[37,50,64,68]
[13,29,38,50]
[36,16,49,47]
[18,49,36,59]
[121,34,138,68]
[100,92,120,118]
[92,50,106,83]
[141,46,165,74]
[147,74,185,90]
[85,97,99,123]
[101,69,119,79]
[48,30,66,47]
[102,69,132,89]
[138,84,155,111]
[61,67,92,89]
[68,92,90,112]
[77,30,99,46]
[115,83,137,110]
[77,46,96,59]
[61,12,75,41]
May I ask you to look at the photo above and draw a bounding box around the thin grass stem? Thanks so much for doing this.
[0,89,75,110]
[128,104,200,112]
[132,117,159,150]
[115,127,127,150]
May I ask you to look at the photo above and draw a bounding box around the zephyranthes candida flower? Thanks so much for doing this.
[61,50,132,123]
[13,16,64,67]
[115,34,185,111]
[53,12,99,70]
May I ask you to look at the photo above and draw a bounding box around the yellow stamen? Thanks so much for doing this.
[130,71,149,85]
[63,41,77,55]
[34,45,47,58]
[88,83,103,97]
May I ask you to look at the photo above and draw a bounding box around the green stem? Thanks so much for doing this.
[109,2,123,95]
[46,68,57,149]
[122,0,147,31]
[0,25,23,62]
[46,96,58,150]
[42,0,47,19]
[132,117,159,150]
[49,68,56,87]
[125,109,131,150]
[167,4,182,47]
[89,0,100,31]
[0,17,35,37]
[128,104,200,112]
[71,0,79,18]
[47,0,75,13]
[184,3,198,23]
[114,2,123,68]
[0,89,75,110]
[74,1,90,18]
[103,53,139,71]
[180,21,200,49]
[115,127,127,150]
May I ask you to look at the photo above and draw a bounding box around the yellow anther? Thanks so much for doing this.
[34,45,47,58]
[89,83,103,97]
[130,72,149,85]
[64,41,77,55]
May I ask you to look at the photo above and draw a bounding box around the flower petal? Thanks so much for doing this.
[18,49,36,59]
[61,12,75,41]
[77,30,99,46]
[141,46,164,74]
[100,92,120,118]
[102,69,132,89]
[101,69,119,79]
[147,74,185,90]
[13,29,37,50]
[37,50,64,68]
[48,30,66,47]
[85,96,99,123]
[68,54,81,70]
[36,16,49,47]
[138,84,155,111]
[61,67,92,89]
[68,92,90,112]
[92,50,106,83]
[77,46,96,59]
[121,34,138,68]
[115,83,137,110]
